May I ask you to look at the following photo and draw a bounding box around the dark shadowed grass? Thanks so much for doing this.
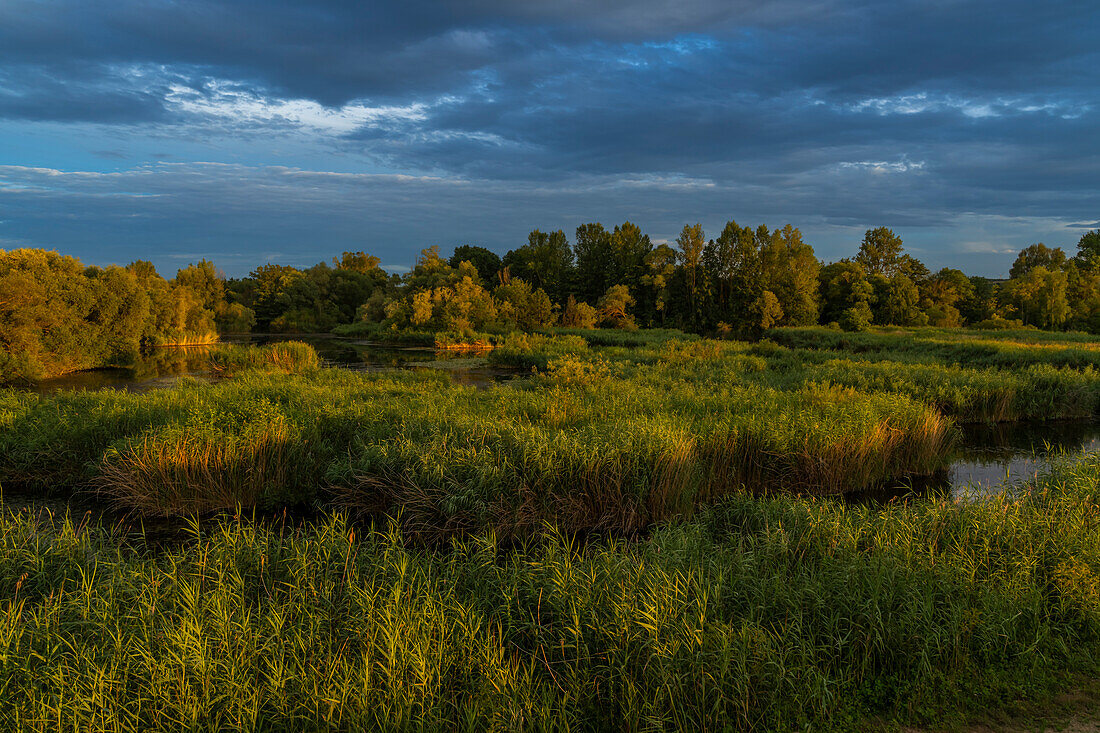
[1,454,1099,731]
[769,326,1100,371]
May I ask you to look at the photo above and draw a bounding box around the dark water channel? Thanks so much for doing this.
[948,420,1100,495]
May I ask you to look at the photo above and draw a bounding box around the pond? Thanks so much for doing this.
[948,419,1100,496]
[30,335,518,393]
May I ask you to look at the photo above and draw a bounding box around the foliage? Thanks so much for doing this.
[596,285,637,330]
[855,227,905,276]
[559,295,598,329]
[449,245,502,284]
[841,301,873,332]
[0,250,228,382]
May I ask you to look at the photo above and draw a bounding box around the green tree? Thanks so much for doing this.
[246,264,301,330]
[1075,230,1100,271]
[759,224,819,326]
[640,243,678,325]
[855,227,905,277]
[597,284,637,330]
[1002,265,1070,328]
[1066,261,1100,332]
[606,222,652,302]
[923,268,974,327]
[703,220,760,327]
[449,245,502,284]
[878,274,926,326]
[495,278,554,331]
[819,261,874,324]
[574,223,613,304]
[1009,243,1066,279]
[675,223,706,326]
[751,290,784,332]
[958,276,998,323]
[502,230,574,303]
[560,295,598,329]
[174,260,225,313]
[405,246,453,292]
[334,251,382,274]
[841,301,873,332]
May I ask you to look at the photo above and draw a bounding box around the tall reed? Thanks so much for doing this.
[2,453,1099,730]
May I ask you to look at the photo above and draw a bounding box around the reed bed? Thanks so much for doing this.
[2,454,1099,731]
[742,328,1100,422]
[770,326,1100,370]
[1,340,953,531]
[151,331,219,347]
[6,328,1099,527]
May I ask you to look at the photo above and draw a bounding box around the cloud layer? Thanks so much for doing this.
[0,0,1096,276]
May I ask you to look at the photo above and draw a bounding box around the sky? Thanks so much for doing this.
[0,1,1097,278]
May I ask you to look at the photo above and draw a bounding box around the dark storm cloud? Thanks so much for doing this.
[0,0,1096,273]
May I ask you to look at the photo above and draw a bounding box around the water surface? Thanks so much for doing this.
[30,335,516,393]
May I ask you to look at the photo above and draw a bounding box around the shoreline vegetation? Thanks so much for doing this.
[150,332,220,348]
[5,224,1100,385]
[5,326,1100,527]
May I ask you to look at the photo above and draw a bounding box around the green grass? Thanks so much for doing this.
[2,453,1099,731]
[208,341,322,374]
[1,340,953,530]
[757,327,1100,422]
[769,325,1100,370]
[8,327,1100,526]
[5,328,1100,728]
[549,327,697,347]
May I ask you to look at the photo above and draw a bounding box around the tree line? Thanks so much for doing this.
[222,222,1100,337]
[3,225,1099,380]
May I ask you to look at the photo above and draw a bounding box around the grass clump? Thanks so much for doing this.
[758,327,1100,422]
[208,341,321,374]
[551,327,697,347]
[2,454,1099,730]
[488,332,590,370]
[770,326,1100,370]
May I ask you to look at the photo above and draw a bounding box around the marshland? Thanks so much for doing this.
[4,229,1100,730]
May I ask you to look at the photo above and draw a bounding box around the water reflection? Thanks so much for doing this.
[949,420,1100,497]
[32,346,216,394]
[29,335,517,394]
[852,420,1100,503]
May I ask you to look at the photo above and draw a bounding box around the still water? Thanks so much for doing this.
[948,420,1100,496]
[31,335,516,393]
